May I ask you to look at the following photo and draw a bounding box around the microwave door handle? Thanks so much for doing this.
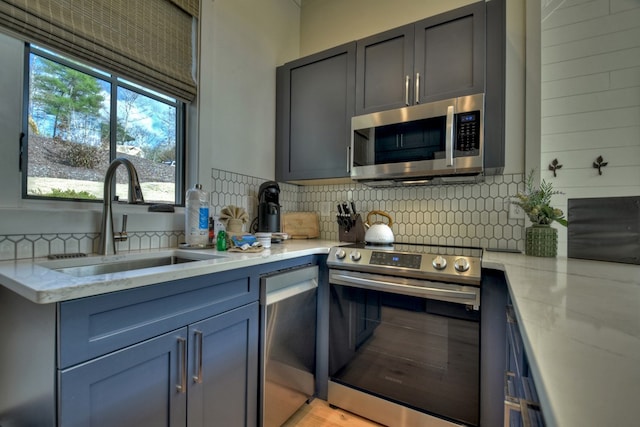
[445,105,455,167]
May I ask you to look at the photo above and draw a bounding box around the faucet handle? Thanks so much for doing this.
[133,185,145,203]
[115,214,128,242]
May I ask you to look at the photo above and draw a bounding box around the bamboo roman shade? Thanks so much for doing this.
[0,0,198,101]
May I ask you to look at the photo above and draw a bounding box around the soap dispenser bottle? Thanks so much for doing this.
[185,184,209,247]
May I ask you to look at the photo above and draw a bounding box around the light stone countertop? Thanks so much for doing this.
[483,251,640,427]
[0,241,638,427]
[0,239,337,304]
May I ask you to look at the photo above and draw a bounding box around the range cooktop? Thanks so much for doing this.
[327,242,483,285]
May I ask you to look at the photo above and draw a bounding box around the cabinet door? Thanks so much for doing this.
[187,302,259,427]
[276,42,355,181]
[59,328,188,427]
[355,25,414,115]
[414,1,485,103]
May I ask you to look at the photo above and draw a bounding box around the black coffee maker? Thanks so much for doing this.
[257,181,281,233]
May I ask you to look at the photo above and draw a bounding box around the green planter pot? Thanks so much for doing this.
[525,224,558,257]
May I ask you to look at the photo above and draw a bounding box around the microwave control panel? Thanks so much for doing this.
[455,111,480,154]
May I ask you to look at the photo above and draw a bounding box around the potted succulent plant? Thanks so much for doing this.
[513,170,567,257]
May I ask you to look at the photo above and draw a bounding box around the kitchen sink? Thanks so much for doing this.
[39,251,226,278]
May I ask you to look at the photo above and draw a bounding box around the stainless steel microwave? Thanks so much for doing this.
[350,93,484,186]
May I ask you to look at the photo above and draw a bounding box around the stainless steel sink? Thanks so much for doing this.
[39,252,226,278]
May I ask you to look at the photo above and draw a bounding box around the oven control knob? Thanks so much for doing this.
[335,249,346,260]
[432,255,447,270]
[454,257,470,272]
[350,251,362,261]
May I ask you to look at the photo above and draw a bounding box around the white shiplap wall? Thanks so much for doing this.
[541,0,640,256]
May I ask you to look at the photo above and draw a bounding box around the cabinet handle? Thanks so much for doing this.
[400,134,404,148]
[445,105,455,167]
[415,73,420,104]
[405,75,410,106]
[346,145,351,173]
[193,330,203,384]
[177,337,187,393]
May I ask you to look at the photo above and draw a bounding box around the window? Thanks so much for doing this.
[24,45,185,205]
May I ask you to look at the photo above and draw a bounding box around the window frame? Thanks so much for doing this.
[22,44,186,206]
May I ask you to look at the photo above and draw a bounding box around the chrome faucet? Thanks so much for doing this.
[99,158,145,255]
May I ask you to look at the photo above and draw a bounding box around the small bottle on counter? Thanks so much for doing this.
[185,184,209,247]
[208,216,215,244]
[216,230,227,251]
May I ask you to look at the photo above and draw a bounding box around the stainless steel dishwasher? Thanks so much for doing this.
[260,265,318,427]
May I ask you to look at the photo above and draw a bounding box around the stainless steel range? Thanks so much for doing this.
[327,243,483,427]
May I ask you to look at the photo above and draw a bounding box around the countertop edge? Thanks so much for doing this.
[0,241,334,304]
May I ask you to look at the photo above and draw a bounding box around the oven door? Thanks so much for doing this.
[329,269,480,426]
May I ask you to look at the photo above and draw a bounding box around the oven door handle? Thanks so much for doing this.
[330,272,479,309]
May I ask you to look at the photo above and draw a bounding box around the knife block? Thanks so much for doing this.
[338,214,366,243]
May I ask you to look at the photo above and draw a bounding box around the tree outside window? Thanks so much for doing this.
[25,46,183,204]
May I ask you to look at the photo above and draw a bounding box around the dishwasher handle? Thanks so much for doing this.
[261,265,319,305]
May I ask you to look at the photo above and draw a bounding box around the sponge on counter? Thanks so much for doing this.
[230,234,257,247]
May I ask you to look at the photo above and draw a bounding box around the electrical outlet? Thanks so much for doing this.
[320,201,331,217]
[509,197,525,220]
[212,215,226,233]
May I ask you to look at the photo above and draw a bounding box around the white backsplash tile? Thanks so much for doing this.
[208,169,526,251]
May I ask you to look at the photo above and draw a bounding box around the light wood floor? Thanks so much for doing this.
[282,399,383,427]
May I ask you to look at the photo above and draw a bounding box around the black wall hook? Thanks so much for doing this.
[593,155,608,175]
[548,158,562,177]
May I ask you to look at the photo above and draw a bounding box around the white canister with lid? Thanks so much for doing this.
[255,232,272,248]
[185,184,209,247]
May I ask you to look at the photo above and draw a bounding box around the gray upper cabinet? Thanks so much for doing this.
[415,1,485,103]
[276,42,356,181]
[355,1,486,115]
[355,25,414,114]
[275,0,504,182]
[484,0,506,175]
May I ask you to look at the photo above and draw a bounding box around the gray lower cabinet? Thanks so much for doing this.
[276,42,356,182]
[58,303,258,427]
[0,256,323,427]
[504,303,545,427]
[355,1,485,115]
[59,328,189,427]
[481,269,546,427]
[0,267,261,427]
[188,303,258,427]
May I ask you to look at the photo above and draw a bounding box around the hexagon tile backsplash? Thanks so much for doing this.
[297,174,526,251]
[0,169,524,260]
[209,168,525,251]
